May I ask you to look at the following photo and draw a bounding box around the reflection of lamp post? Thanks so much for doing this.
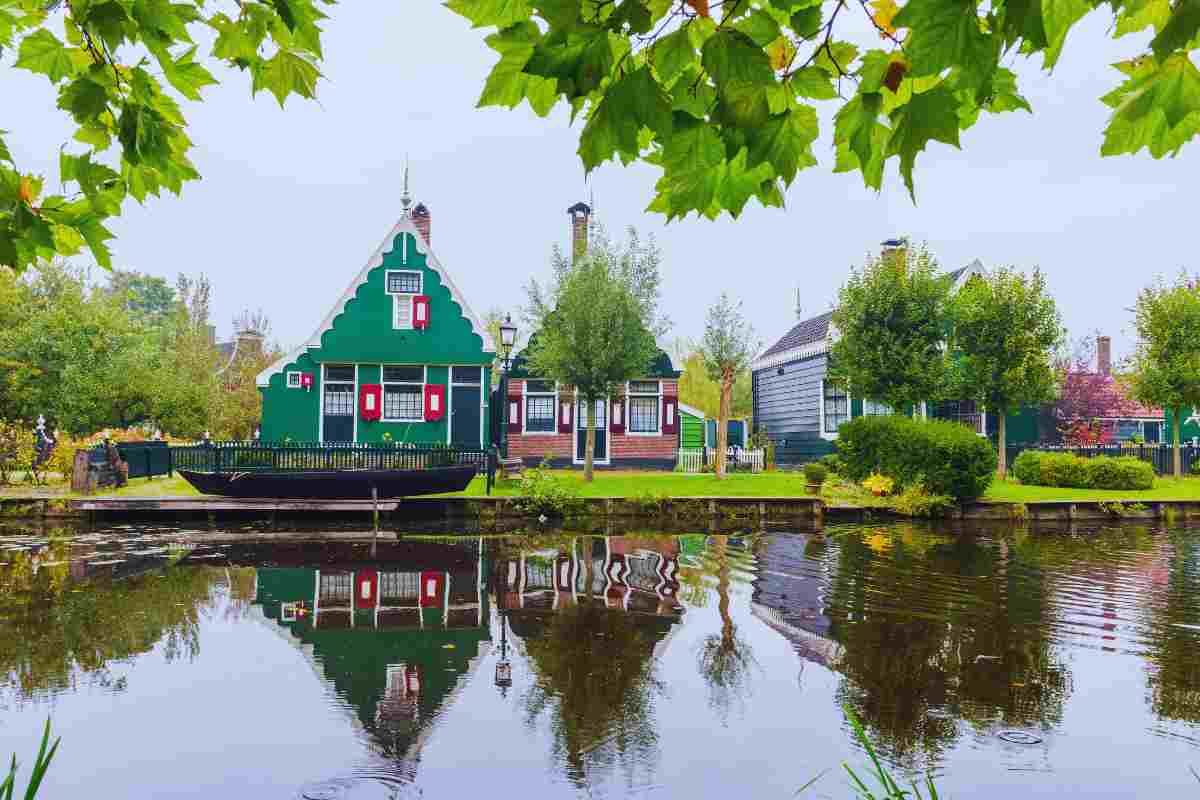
[494,609,512,694]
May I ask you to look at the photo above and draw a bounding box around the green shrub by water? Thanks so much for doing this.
[837,415,997,502]
[803,463,828,485]
[1011,451,1154,490]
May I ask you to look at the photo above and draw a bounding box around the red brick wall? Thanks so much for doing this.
[506,378,679,464]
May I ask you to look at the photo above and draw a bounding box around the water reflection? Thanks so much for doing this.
[2,523,1200,798]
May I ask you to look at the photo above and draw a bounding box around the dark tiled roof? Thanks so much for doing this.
[509,332,679,378]
[759,310,833,360]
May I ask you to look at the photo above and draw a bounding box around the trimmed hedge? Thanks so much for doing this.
[1011,451,1154,490]
[837,415,997,502]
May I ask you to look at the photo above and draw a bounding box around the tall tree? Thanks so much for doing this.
[1128,275,1200,478]
[525,240,659,482]
[1052,335,1142,445]
[949,267,1063,478]
[699,293,757,479]
[153,274,219,437]
[210,310,277,439]
[677,351,752,419]
[828,244,952,415]
[106,271,175,325]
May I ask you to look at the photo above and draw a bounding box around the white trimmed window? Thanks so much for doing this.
[822,381,849,435]
[863,399,892,416]
[628,380,661,434]
[387,270,422,330]
[524,380,557,433]
[382,365,424,421]
[286,371,302,388]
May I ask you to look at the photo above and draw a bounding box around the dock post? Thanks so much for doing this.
[371,485,380,533]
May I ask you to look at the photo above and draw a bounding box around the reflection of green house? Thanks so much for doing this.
[253,541,491,766]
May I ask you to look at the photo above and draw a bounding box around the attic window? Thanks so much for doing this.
[386,270,422,294]
[286,371,302,389]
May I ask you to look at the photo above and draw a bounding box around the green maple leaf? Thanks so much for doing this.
[163,46,218,101]
[702,29,775,89]
[578,65,671,171]
[735,9,782,46]
[834,91,888,189]
[253,48,321,106]
[77,216,115,269]
[446,0,534,29]
[1115,0,1171,36]
[747,106,818,184]
[526,26,621,98]
[790,66,838,99]
[893,0,995,84]
[1151,0,1200,59]
[789,6,822,38]
[652,114,726,217]
[651,27,695,83]
[57,77,111,124]
[717,146,775,216]
[1102,53,1200,157]
[15,29,76,83]
[888,84,961,199]
[1041,0,1091,68]
[0,131,11,165]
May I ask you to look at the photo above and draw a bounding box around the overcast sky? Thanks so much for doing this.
[6,4,1195,362]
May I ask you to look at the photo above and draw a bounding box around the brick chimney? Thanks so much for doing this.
[567,201,591,262]
[413,202,431,246]
[1097,335,1112,376]
[881,237,908,265]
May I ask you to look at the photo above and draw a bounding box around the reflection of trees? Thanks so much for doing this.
[692,536,759,724]
[825,526,1071,766]
[1145,532,1200,722]
[520,601,666,789]
[0,547,228,700]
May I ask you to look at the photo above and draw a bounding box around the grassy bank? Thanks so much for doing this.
[984,477,1200,503]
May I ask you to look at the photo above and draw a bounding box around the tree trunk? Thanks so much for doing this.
[585,398,595,483]
[997,412,1007,480]
[1174,407,1182,479]
[716,370,731,480]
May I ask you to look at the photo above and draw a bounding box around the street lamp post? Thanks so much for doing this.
[496,314,518,460]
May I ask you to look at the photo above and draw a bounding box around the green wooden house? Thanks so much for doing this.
[256,200,495,446]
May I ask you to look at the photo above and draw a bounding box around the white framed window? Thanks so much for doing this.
[523,379,557,434]
[863,399,892,416]
[385,270,422,295]
[627,380,661,434]
[382,365,424,421]
[387,270,422,330]
[821,380,849,439]
[286,371,302,389]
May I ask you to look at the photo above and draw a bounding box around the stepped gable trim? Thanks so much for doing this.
[257,217,495,387]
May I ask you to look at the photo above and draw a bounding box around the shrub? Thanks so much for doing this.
[819,453,844,474]
[803,463,828,485]
[837,415,997,502]
[891,483,955,517]
[1011,451,1154,490]
[862,473,895,496]
[513,463,582,518]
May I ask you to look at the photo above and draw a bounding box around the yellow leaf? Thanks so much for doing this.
[18,175,35,205]
[871,0,899,37]
[766,36,796,71]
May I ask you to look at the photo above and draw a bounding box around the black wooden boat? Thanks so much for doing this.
[177,466,477,499]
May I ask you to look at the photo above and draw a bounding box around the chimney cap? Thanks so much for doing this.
[413,202,429,218]
[567,201,592,216]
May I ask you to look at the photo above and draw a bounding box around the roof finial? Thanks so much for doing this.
[401,155,412,217]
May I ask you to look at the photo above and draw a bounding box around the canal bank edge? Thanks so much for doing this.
[5,495,1200,527]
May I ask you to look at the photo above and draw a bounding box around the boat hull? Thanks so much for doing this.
[177,466,477,499]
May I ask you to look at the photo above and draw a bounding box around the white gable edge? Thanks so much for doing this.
[256,217,495,387]
[677,402,706,420]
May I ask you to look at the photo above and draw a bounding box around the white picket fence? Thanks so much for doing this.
[677,447,765,474]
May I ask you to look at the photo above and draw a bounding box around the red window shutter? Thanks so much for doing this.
[412,295,431,329]
[558,397,573,433]
[424,384,445,422]
[610,398,625,434]
[662,395,678,435]
[360,384,382,421]
[507,395,522,433]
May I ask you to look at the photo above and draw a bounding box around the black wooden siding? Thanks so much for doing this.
[752,353,834,465]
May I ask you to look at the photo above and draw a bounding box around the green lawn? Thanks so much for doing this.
[984,477,1200,503]
[456,470,813,498]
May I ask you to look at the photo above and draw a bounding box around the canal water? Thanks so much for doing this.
[1,522,1198,798]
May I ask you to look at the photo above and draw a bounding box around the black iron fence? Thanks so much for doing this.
[88,441,171,479]
[1005,442,1200,476]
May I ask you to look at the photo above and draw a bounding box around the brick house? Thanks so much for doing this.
[501,203,682,469]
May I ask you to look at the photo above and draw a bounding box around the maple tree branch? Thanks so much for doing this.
[789,0,846,76]
[856,0,905,49]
